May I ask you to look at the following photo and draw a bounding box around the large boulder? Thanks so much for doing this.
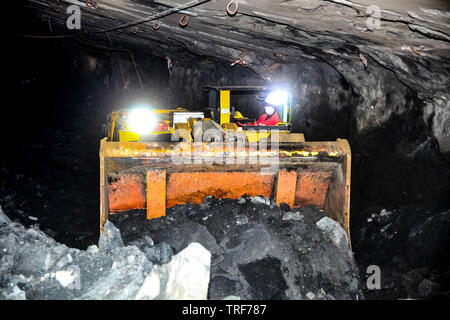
[151,242,211,300]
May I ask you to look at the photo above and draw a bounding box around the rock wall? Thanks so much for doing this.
[353,206,450,299]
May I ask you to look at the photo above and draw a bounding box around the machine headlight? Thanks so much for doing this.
[128,108,156,134]
[265,89,289,107]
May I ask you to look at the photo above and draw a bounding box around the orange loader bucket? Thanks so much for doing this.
[99,138,351,243]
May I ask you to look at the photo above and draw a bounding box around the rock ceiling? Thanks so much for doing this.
[22,0,449,102]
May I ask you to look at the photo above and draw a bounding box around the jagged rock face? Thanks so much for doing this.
[21,1,449,118]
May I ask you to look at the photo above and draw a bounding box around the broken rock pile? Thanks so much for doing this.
[110,196,362,300]
[0,206,210,300]
[1,195,362,300]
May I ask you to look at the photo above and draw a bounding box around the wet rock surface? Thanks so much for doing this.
[110,197,362,300]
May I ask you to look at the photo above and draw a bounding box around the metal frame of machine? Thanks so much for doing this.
[100,86,352,245]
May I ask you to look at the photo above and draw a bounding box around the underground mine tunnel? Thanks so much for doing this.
[1,0,449,301]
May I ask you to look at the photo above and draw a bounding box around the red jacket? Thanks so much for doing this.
[255,111,281,126]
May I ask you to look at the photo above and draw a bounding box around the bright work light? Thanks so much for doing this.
[128,108,156,134]
[265,89,289,107]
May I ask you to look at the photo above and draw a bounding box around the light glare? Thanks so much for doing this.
[265,89,289,106]
[128,108,156,134]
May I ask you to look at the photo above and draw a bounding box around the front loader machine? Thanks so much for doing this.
[99,138,352,243]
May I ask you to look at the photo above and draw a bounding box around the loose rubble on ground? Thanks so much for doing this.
[0,205,211,300]
[0,195,363,300]
[110,196,361,300]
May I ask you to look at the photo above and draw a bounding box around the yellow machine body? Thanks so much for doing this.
[219,90,231,125]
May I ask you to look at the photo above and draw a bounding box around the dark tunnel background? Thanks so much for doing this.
[2,7,450,299]
[6,35,450,209]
